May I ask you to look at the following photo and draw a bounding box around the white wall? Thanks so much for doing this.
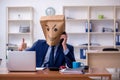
[0,0,120,67]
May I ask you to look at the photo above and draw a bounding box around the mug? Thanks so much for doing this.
[72,62,84,69]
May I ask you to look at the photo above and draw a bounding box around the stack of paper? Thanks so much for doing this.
[59,67,84,74]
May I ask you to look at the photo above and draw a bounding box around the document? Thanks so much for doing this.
[36,67,46,70]
[59,67,84,74]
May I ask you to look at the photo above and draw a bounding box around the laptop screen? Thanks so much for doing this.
[7,51,36,71]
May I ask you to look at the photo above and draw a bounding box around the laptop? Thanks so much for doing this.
[7,51,36,72]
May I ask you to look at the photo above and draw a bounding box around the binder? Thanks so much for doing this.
[116,22,119,32]
[89,22,92,32]
[85,22,92,32]
[116,35,119,45]
[80,49,86,59]
[85,22,88,32]
[119,35,120,45]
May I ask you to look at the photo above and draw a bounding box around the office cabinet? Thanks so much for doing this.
[63,6,120,64]
[6,6,33,51]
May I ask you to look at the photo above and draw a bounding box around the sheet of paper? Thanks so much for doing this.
[36,67,46,70]
[59,68,84,74]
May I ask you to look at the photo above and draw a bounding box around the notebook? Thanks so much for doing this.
[7,51,36,72]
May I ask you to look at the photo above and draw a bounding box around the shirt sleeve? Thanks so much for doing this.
[64,48,69,55]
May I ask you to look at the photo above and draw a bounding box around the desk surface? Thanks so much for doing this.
[0,68,111,80]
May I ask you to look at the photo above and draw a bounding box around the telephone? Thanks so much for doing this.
[60,38,64,45]
[49,67,59,71]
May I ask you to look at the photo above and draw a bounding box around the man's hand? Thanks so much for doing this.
[18,38,27,51]
[60,34,67,51]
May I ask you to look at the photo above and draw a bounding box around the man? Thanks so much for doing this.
[19,15,75,68]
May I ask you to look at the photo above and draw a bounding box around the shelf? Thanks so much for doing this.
[64,6,120,64]
[67,32,88,35]
[116,32,120,34]
[90,45,114,48]
[63,6,88,20]
[6,6,33,51]
[76,59,87,65]
[74,45,88,48]
[116,6,120,20]
[90,6,114,20]
[7,45,18,48]
[116,46,120,47]
[8,19,32,21]
[90,32,114,35]
[64,6,117,51]
[63,6,120,67]
[8,33,31,35]
[66,19,88,21]
[90,19,114,21]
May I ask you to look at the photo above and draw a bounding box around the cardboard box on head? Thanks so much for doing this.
[40,15,65,46]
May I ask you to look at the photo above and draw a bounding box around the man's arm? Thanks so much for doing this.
[26,40,46,51]
[64,45,76,68]
[19,40,44,51]
[60,32,76,68]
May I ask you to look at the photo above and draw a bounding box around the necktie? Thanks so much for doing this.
[48,46,55,67]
